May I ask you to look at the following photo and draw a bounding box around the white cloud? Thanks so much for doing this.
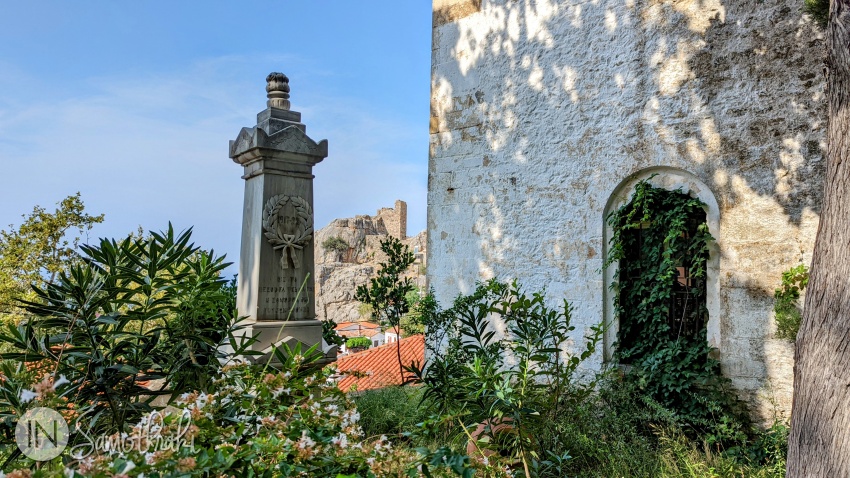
[0,56,428,273]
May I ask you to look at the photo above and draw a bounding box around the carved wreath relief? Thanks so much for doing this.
[262,194,313,270]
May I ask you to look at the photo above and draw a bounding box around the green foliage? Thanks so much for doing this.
[354,386,430,439]
[346,336,372,349]
[0,224,252,436]
[355,236,416,381]
[605,180,746,431]
[804,0,829,27]
[0,193,104,323]
[774,264,809,341]
[322,318,345,347]
[530,374,787,478]
[408,279,603,475]
[4,346,479,477]
[399,287,430,336]
[322,235,350,253]
[357,302,374,320]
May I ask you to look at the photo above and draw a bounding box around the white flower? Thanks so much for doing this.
[296,430,316,450]
[271,386,291,398]
[373,435,392,455]
[342,410,360,427]
[122,460,136,473]
[330,432,348,449]
[53,375,70,389]
[196,392,209,409]
[20,389,37,403]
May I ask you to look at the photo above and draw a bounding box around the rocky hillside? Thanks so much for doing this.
[313,201,426,324]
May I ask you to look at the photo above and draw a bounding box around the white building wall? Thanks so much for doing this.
[428,0,824,421]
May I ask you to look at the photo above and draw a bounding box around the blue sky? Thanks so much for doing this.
[0,2,432,269]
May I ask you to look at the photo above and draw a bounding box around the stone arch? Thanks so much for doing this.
[602,166,721,363]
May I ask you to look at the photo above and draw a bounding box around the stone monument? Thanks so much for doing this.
[230,72,334,361]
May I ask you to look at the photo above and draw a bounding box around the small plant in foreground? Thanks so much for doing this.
[409,279,603,476]
[322,318,345,347]
[2,344,484,477]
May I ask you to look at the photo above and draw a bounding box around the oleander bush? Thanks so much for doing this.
[0,225,246,438]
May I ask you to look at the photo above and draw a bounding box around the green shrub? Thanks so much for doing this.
[346,336,372,349]
[774,264,809,341]
[408,279,602,475]
[357,302,374,320]
[400,287,429,335]
[3,345,481,477]
[322,235,350,253]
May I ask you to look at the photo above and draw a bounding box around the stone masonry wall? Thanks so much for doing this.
[376,200,408,239]
[428,0,825,421]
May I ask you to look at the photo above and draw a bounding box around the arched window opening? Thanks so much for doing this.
[608,181,712,366]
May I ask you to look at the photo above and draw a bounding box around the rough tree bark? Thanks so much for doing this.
[787,1,850,475]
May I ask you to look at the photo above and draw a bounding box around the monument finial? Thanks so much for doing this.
[266,72,291,110]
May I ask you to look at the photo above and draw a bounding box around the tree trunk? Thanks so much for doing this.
[787,1,850,475]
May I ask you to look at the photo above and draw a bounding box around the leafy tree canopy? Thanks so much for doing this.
[0,193,104,322]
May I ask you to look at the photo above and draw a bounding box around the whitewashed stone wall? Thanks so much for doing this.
[428,0,825,421]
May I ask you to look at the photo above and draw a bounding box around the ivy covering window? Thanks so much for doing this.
[606,180,721,419]
[618,214,707,363]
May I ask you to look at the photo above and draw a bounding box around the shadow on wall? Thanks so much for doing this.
[429,0,824,295]
[428,0,824,418]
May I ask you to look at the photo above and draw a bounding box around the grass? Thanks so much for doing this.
[354,385,431,440]
[354,378,788,478]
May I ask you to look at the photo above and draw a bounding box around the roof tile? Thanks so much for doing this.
[333,335,424,392]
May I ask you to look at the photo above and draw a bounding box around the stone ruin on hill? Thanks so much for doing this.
[313,200,427,324]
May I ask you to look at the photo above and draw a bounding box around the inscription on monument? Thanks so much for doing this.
[258,275,315,319]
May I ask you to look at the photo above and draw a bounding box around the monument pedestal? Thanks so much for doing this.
[229,73,336,363]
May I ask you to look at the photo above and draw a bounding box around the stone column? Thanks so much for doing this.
[230,72,331,360]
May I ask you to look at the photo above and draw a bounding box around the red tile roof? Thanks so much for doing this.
[335,321,383,339]
[335,321,381,330]
[334,335,424,392]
